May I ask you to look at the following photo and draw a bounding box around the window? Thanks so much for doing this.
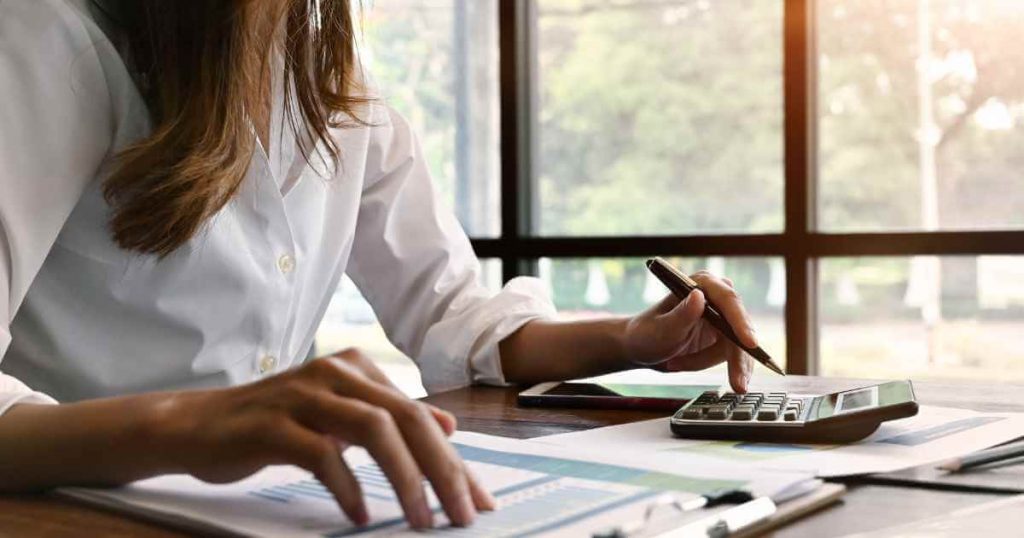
[818,0,1024,232]
[819,256,1024,382]
[361,0,501,237]
[536,1,784,236]
[324,0,1024,389]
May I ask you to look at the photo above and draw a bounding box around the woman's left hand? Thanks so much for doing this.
[622,271,758,393]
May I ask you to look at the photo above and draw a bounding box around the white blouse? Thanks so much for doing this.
[0,0,555,414]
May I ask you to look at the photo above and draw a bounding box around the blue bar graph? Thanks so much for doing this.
[247,443,735,537]
[249,463,399,504]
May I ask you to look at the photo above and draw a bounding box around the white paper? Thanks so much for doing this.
[60,431,815,537]
[841,494,1024,537]
[537,405,1024,477]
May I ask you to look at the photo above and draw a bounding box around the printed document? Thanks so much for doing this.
[538,405,1024,477]
[59,431,817,537]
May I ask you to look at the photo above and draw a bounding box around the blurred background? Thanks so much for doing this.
[317,0,1024,397]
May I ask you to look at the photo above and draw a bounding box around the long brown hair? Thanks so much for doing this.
[94,0,368,256]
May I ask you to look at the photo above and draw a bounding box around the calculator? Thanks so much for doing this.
[669,380,919,444]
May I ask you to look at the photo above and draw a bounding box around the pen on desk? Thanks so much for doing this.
[937,442,1024,473]
[646,257,785,376]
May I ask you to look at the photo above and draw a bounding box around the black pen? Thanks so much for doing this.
[646,257,785,376]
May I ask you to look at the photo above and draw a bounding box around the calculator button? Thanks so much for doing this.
[695,391,720,403]
[731,406,754,420]
[705,405,731,420]
[757,409,779,421]
[769,392,787,398]
[682,407,704,419]
[783,409,799,421]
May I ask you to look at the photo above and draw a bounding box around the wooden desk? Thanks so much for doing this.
[2,375,1021,537]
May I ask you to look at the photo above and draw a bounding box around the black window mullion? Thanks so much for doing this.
[784,0,817,375]
[497,0,537,282]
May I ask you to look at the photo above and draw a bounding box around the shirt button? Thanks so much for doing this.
[277,254,295,274]
[258,355,277,375]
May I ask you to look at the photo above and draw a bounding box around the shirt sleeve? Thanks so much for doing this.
[0,0,117,412]
[346,105,557,394]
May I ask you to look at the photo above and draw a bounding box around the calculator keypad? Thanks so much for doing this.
[678,391,806,423]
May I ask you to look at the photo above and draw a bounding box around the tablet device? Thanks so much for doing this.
[518,381,723,412]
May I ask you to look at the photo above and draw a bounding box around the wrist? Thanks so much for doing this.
[136,391,202,475]
[608,316,633,365]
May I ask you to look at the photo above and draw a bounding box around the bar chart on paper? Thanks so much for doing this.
[59,432,795,538]
[251,471,661,538]
[244,441,744,537]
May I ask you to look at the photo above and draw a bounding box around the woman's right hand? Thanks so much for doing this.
[150,349,494,529]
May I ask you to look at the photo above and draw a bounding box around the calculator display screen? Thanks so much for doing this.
[837,387,878,413]
[812,381,914,420]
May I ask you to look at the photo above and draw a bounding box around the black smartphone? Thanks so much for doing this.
[518,381,723,412]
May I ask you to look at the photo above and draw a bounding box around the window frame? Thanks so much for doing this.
[469,0,1024,374]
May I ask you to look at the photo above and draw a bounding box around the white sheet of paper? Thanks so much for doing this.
[842,494,1024,537]
[537,406,1024,477]
[60,431,815,537]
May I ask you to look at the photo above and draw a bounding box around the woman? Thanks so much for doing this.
[0,0,758,530]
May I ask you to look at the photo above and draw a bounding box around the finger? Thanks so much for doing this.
[648,292,682,316]
[726,344,754,394]
[382,400,476,527]
[332,350,397,390]
[660,289,705,328]
[357,406,436,529]
[722,277,734,288]
[272,420,369,526]
[729,344,753,393]
[427,404,458,436]
[692,273,758,348]
[662,336,732,373]
[298,395,435,529]
[324,353,458,434]
[652,290,707,357]
[317,372,477,527]
[463,461,496,511]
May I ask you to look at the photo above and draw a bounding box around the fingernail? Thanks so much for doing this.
[745,328,758,347]
[453,493,476,526]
